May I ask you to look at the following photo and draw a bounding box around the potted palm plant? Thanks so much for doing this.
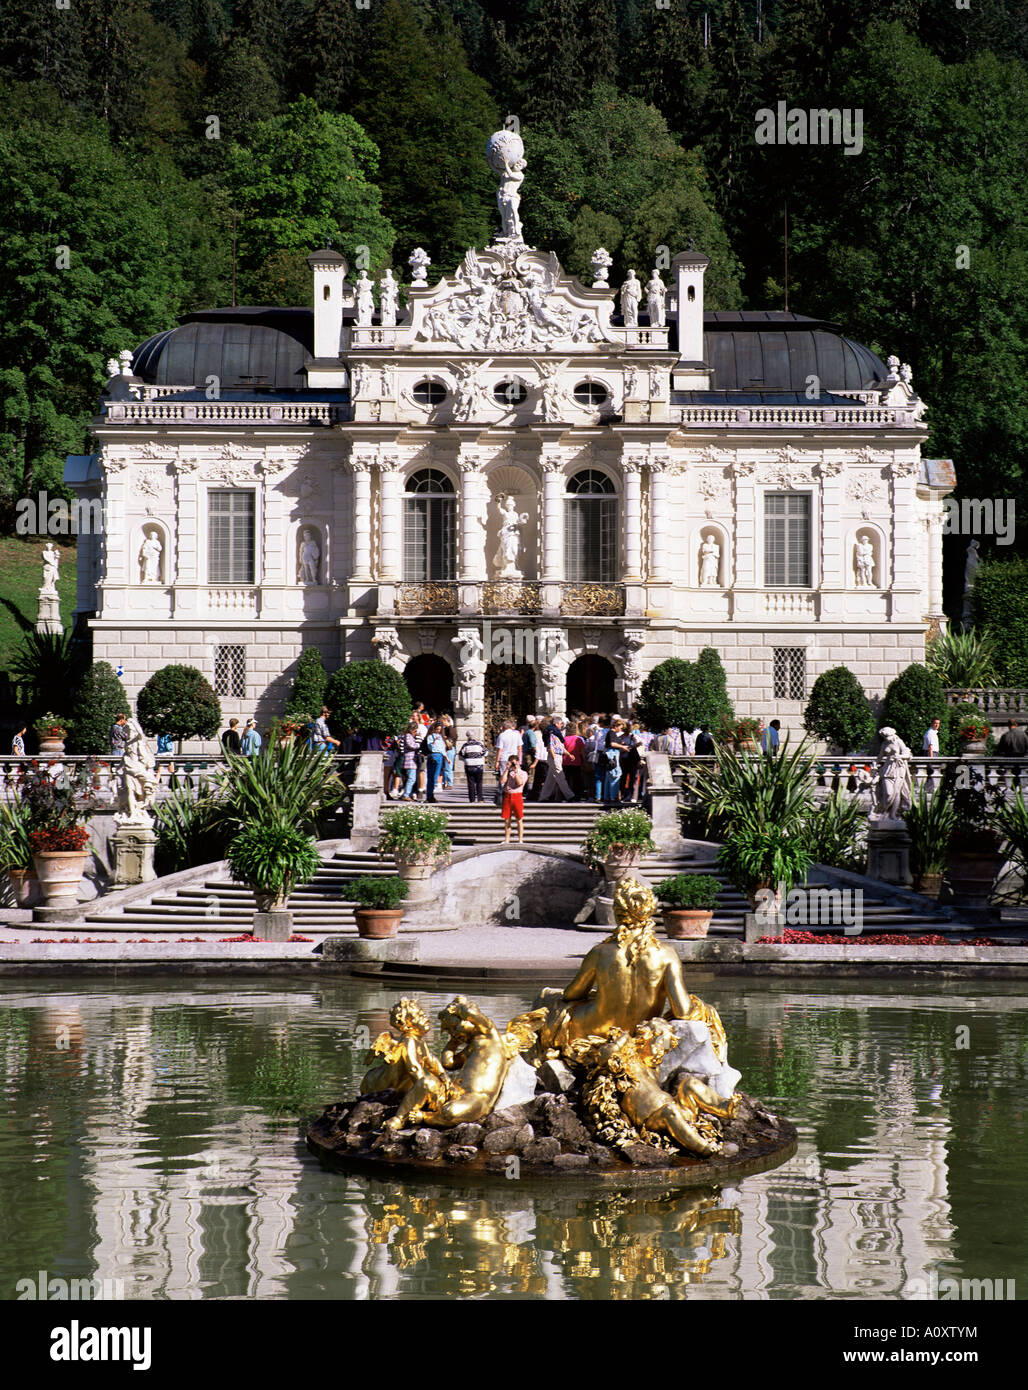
[652,872,720,938]
[349,874,409,938]
[0,799,40,906]
[378,806,451,901]
[583,808,657,885]
[904,784,957,898]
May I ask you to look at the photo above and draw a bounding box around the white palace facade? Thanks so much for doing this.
[66,131,955,739]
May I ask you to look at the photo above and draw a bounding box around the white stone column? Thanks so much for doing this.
[928,500,944,617]
[540,452,565,583]
[648,458,670,583]
[890,459,920,620]
[378,456,403,582]
[458,448,488,582]
[622,457,643,581]
[351,457,373,579]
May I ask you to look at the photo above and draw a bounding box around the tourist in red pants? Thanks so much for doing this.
[500,755,528,844]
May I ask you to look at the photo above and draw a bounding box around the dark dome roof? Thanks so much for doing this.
[702,311,886,392]
[130,307,886,396]
[132,308,313,390]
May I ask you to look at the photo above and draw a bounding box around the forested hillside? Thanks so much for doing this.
[1,0,1025,550]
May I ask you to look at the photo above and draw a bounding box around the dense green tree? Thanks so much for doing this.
[631,0,709,145]
[225,96,395,298]
[324,660,411,738]
[880,663,948,756]
[519,0,586,131]
[66,661,130,755]
[972,555,1028,685]
[285,646,328,719]
[350,0,497,269]
[137,664,222,742]
[803,667,876,753]
[292,0,363,113]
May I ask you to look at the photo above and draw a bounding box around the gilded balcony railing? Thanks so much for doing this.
[396,582,459,615]
[560,583,625,616]
[482,582,543,615]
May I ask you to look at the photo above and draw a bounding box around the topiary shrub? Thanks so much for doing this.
[879,663,948,755]
[636,651,733,733]
[324,659,411,738]
[803,666,875,753]
[284,646,328,720]
[694,646,734,731]
[137,664,222,743]
[65,661,130,754]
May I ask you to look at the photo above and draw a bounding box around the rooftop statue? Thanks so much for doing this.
[486,129,527,243]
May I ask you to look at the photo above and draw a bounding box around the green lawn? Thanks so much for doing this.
[0,535,79,674]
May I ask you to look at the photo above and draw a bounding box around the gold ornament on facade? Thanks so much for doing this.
[482,581,542,614]
[396,582,459,614]
[560,582,625,616]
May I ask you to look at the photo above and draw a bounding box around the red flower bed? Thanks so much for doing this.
[756,929,1018,946]
[28,826,89,853]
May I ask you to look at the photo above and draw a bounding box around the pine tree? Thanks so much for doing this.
[632,0,709,144]
[294,0,363,113]
[519,0,586,132]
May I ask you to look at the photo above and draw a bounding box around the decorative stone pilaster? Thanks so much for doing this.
[889,455,921,621]
[453,626,487,738]
[350,453,374,579]
[378,456,404,582]
[170,455,200,616]
[648,456,670,583]
[540,450,565,584]
[536,625,566,714]
[458,448,488,583]
[731,457,758,589]
[622,455,644,581]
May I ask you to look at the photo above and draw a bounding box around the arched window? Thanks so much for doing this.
[564,470,617,582]
[403,469,455,581]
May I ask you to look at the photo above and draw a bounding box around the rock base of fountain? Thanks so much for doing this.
[307,1086,797,1188]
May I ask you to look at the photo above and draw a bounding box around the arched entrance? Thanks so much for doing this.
[566,654,617,716]
[484,662,536,742]
[404,654,453,717]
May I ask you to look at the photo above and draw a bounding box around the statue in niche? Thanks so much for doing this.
[379,269,399,327]
[699,534,721,588]
[493,494,529,580]
[355,271,375,327]
[139,527,163,584]
[298,528,321,585]
[620,270,642,328]
[41,542,60,595]
[854,533,875,587]
[646,270,666,328]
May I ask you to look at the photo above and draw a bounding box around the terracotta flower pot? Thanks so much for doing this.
[254,887,290,913]
[32,851,88,906]
[736,737,759,754]
[6,869,41,907]
[662,908,713,939]
[355,907,403,939]
[913,872,943,900]
[391,851,445,903]
[37,734,66,756]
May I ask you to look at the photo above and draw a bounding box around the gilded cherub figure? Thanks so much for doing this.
[361,998,446,1103]
[516,878,727,1062]
[571,1018,736,1158]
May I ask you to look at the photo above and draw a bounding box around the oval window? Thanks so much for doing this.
[413,380,446,406]
[573,381,608,406]
[494,381,528,406]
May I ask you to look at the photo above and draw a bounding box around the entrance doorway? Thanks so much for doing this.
[566,654,617,716]
[483,662,536,742]
[404,654,453,716]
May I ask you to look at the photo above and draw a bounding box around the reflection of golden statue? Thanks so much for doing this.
[383,997,536,1129]
[570,1019,736,1158]
[361,999,445,1098]
[516,879,727,1062]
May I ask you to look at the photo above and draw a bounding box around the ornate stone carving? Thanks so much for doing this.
[620,270,642,327]
[355,270,375,326]
[646,270,666,328]
[697,470,730,516]
[615,630,646,706]
[372,626,405,670]
[699,532,721,588]
[379,269,399,327]
[486,128,527,243]
[452,359,493,422]
[847,473,884,518]
[139,527,163,584]
[409,247,431,285]
[114,718,159,828]
[40,542,60,595]
[590,247,613,288]
[854,532,875,587]
[492,495,529,580]
[297,528,321,585]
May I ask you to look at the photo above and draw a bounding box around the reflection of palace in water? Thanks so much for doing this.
[5,986,1023,1299]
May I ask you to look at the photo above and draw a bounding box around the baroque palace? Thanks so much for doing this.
[66,129,954,740]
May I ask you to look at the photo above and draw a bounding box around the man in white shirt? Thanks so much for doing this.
[923,718,941,757]
[495,718,522,772]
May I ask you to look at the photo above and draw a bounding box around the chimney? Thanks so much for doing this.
[307,247,350,361]
[670,248,711,389]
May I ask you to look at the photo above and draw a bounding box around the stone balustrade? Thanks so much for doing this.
[944,688,1028,718]
[674,404,907,428]
[103,401,344,426]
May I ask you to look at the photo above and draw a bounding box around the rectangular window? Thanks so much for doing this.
[208,491,255,584]
[764,492,811,587]
[214,645,247,700]
[565,498,617,582]
[403,496,454,581]
[773,648,806,701]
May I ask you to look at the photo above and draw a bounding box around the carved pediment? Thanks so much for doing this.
[405,245,616,353]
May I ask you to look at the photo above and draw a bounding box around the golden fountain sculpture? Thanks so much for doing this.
[352,879,742,1160]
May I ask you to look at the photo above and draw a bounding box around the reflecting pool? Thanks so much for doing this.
[0,975,1025,1300]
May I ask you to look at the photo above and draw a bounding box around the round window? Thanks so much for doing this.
[413,380,447,406]
[494,381,528,406]
[573,381,608,406]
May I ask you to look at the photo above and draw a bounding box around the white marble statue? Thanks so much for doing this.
[493,494,529,579]
[536,359,572,422]
[139,527,163,584]
[874,727,912,820]
[699,534,720,587]
[620,270,642,327]
[106,357,120,380]
[298,528,321,585]
[119,349,133,376]
[355,271,375,327]
[409,247,431,285]
[379,269,399,327]
[854,533,875,587]
[115,717,159,827]
[590,247,613,288]
[453,361,492,423]
[41,542,60,595]
[486,129,527,242]
[646,270,666,328]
